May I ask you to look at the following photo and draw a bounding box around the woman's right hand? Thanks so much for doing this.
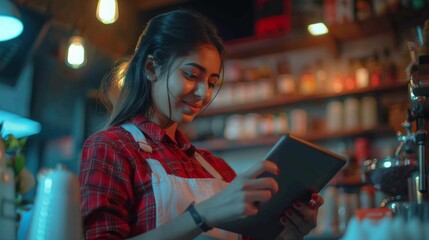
[195,160,279,227]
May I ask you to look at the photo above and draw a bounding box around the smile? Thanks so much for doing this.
[182,101,202,113]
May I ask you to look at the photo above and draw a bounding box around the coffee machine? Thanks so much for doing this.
[363,21,429,215]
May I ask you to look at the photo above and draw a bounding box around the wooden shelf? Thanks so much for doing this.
[225,33,338,59]
[202,82,408,117]
[193,125,395,152]
[224,14,396,59]
[224,7,429,60]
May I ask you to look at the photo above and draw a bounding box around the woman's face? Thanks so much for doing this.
[150,44,221,127]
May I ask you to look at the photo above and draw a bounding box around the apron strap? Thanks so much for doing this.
[121,123,223,180]
[194,152,223,181]
[121,123,153,153]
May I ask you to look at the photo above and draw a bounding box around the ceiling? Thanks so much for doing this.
[10,0,190,59]
[10,0,259,59]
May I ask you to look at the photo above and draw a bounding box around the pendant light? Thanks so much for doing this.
[0,0,24,41]
[96,0,119,24]
[308,22,329,36]
[66,35,86,69]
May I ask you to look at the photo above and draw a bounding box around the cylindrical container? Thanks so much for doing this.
[257,79,274,100]
[242,113,260,139]
[27,168,83,240]
[0,167,16,240]
[224,114,243,140]
[290,109,308,136]
[343,97,360,130]
[326,100,343,132]
[277,74,296,95]
[360,96,377,129]
[258,114,275,136]
[273,112,288,135]
[210,115,226,139]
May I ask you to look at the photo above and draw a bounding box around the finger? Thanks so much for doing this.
[243,178,279,193]
[290,203,317,233]
[240,160,279,179]
[278,216,303,240]
[244,190,274,204]
[308,194,324,209]
[284,208,316,235]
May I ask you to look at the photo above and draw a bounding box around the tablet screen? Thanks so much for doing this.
[219,134,347,239]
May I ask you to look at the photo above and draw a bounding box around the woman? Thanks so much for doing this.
[79,9,323,240]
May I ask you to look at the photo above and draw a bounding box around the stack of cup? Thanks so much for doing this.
[27,167,83,240]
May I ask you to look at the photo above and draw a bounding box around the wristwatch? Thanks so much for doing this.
[186,201,213,232]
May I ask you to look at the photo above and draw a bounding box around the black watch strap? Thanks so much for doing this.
[186,201,213,232]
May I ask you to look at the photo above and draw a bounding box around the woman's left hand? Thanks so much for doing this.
[275,193,324,240]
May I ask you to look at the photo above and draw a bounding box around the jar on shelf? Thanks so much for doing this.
[290,109,308,136]
[343,97,360,130]
[360,96,378,129]
[326,100,344,132]
[273,112,289,135]
[224,114,243,140]
[242,113,261,139]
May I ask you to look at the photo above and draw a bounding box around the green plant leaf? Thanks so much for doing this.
[18,138,27,148]
[14,153,25,175]
[7,134,20,151]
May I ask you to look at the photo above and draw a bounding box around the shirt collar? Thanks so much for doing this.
[130,115,194,153]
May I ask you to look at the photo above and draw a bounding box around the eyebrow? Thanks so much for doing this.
[185,63,220,78]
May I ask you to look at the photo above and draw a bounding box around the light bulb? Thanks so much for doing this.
[308,23,329,36]
[96,0,119,24]
[66,36,86,69]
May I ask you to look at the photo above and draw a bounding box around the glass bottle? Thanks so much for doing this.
[354,59,369,89]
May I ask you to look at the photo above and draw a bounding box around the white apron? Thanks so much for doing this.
[122,123,240,240]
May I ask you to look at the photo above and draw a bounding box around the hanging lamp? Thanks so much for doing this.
[65,35,86,69]
[0,0,24,41]
[96,0,119,24]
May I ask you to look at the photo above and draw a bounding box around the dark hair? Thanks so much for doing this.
[106,9,225,127]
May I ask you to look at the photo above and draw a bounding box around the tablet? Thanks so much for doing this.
[219,134,347,239]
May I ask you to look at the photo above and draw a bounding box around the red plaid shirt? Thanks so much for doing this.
[79,115,237,239]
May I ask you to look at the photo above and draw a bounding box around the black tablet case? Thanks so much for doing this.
[219,134,347,240]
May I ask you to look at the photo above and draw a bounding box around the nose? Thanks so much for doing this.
[194,80,210,99]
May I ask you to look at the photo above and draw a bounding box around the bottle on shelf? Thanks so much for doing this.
[314,59,329,94]
[367,52,382,87]
[299,65,317,96]
[276,58,296,95]
[344,59,357,91]
[354,0,374,21]
[354,59,370,89]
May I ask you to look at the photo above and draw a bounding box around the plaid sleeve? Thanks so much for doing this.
[79,131,134,240]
